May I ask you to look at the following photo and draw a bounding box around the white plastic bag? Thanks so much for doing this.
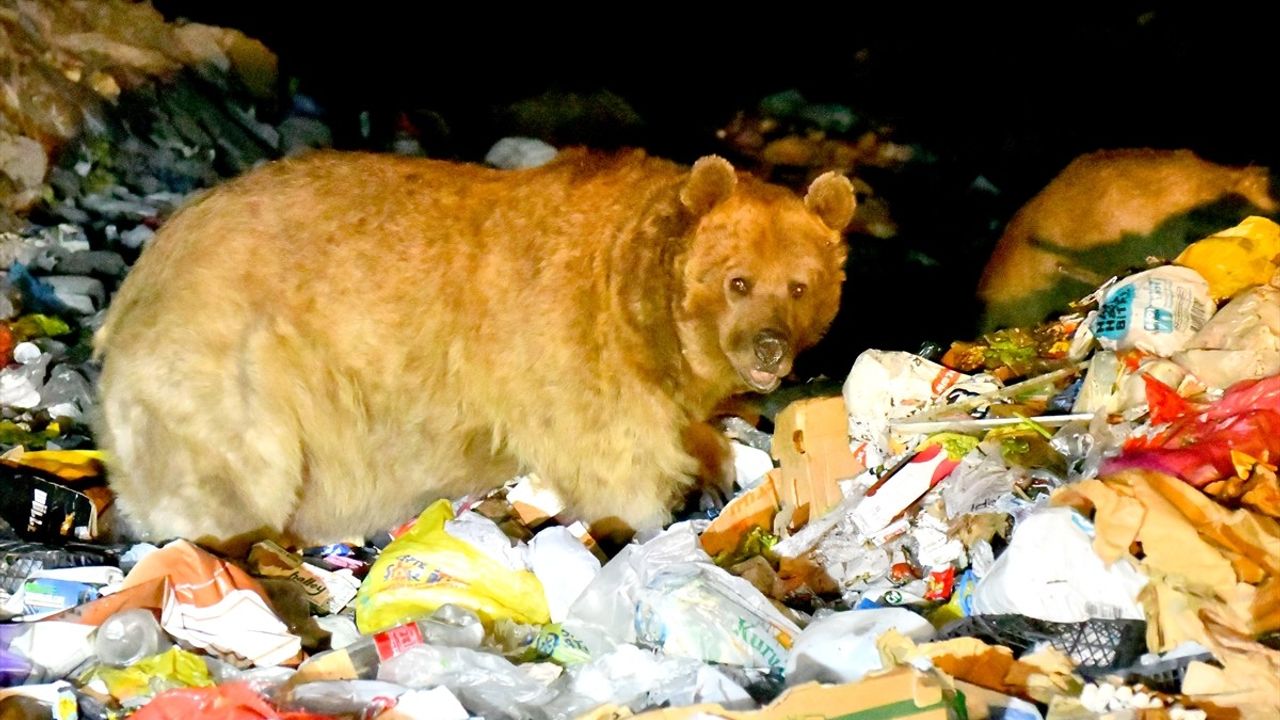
[378,644,557,720]
[529,526,601,623]
[634,561,801,670]
[784,608,935,685]
[547,644,753,719]
[972,507,1147,622]
[563,522,800,669]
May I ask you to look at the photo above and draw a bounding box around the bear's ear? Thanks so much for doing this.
[680,156,737,215]
[805,171,857,232]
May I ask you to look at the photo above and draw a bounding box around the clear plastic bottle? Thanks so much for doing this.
[94,608,171,667]
[294,605,484,681]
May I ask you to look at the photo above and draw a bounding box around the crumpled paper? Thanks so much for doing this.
[1054,470,1280,652]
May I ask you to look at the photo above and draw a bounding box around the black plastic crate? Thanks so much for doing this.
[1120,652,1216,694]
[937,614,1148,677]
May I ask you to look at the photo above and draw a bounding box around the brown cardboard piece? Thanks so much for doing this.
[700,396,864,559]
[700,471,782,557]
[771,396,865,521]
[1054,469,1280,651]
[579,666,947,720]
[877,629,1077,705]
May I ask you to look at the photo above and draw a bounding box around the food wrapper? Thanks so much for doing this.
[842,350,971,468]
[1092,266,1215,357]
[248,540,359,615]
[1174,215,1280,300]
[356,499,550,634]
[0,458,111,542]
[851,438,970,537]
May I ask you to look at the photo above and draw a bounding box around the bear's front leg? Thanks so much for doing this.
[682,420,735,508]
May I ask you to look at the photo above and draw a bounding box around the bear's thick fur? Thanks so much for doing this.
[93,149,854,547]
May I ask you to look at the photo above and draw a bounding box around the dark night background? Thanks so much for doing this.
[149,3,1280,380]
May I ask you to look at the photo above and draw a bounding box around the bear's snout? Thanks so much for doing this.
[752,329,789,370]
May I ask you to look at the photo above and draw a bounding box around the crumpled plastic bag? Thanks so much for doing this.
[563,522,801,670]
[547,643,753,719]
[784,608,935,685]
[79,647,213,709]
[1174,215,1280,301]
[1103,374,1280,487]
[377,644,557,720]
[1092,266,1216,357]
[355,499,550,634]
[971,507,1147,622]
[841,349,976,468]
[528,526,600,623]
[1173,283,1280,389]
[634,560,801,671]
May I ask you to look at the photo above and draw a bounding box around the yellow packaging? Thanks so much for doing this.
[1175,215,1280,300]
[355,499,550,634]
[81,647,213,704]
[1,448,106,480]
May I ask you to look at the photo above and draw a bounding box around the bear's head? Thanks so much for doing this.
[676,156,855,395]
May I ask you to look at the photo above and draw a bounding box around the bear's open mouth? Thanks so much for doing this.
[740,366,782,393]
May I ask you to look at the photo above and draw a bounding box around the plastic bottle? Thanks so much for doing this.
[94,608,170,667]
[294,605,484,682]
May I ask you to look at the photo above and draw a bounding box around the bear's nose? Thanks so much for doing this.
[753,330,789,369]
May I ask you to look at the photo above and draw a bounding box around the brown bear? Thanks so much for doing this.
[978,148,1275,331]
[92,148,854,548]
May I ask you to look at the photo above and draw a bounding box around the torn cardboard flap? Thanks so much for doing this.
[1055,471,1280,590]
[877,629,1078,705]
[1179,605,1280,717]
[624,666,947,720]
[1055,470,1280,652]
[771,396,865,522]
[700,470,782,558]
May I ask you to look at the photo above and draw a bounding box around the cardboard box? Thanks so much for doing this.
[584,666,948,720]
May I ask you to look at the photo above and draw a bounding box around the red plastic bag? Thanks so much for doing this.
[1103,374,1280,487]
[130,683,335,720]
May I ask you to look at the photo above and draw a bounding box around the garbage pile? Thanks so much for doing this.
[2,5,1279,717]
[1,170,1276,720]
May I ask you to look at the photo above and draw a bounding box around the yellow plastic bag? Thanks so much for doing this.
[1175,216,1280,300]
[2,449,107,480]
[80,647,213,705]
[355,499,550,634]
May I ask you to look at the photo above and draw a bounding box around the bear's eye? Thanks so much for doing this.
[729,277,751,295]
[790,282,808,299]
